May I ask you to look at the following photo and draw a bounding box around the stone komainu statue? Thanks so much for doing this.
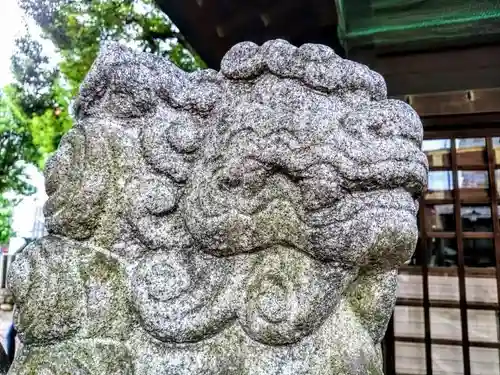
[7,40,427,375]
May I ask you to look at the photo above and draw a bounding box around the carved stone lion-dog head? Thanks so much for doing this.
[8,40,427,375]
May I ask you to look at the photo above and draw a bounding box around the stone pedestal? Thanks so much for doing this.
[8,40,427,374]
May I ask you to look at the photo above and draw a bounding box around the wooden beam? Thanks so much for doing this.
[396,298,499,311]
[353,44,500,96]
[399,265,497,277]
[398,88,500,117]
[156,0,341,69]
[394,336,500,349]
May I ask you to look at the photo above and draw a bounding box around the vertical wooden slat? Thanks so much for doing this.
[485,137,500,369]
[418,204,433,375]
[451,138,472,375]
[0,255,5,290]
[383,314,396,375]
[486,138,500,301]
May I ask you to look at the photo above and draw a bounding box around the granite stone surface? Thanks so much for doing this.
[7,40,427,374]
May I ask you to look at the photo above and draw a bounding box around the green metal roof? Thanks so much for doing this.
[336,0,500,51]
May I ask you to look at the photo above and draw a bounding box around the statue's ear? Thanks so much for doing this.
[74,43,132,118]
[74,42,188,119]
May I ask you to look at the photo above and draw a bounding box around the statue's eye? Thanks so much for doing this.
[219,176,241,190]
[108,88,156,119]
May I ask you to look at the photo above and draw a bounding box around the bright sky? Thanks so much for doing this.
[1,0,47,251]
[0,0,24,87]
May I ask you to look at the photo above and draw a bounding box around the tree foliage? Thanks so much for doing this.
[0,0,203,242]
